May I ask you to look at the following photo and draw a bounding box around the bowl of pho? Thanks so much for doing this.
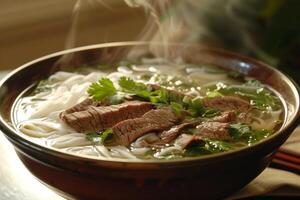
[0,42,299,199]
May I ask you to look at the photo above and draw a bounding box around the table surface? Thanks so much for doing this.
[0,134,64,200]
[0,71,64,200]
[0,71,299,200]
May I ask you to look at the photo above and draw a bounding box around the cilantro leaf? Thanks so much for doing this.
[184,98,208,117]
[119,76,148,92]
[88,78,117,101]
[170,102,184,115]
[118,76,153,100]
[118,76,169,104]
[149,89,168,104]
[185,139,233,156]
[86,129,113,144]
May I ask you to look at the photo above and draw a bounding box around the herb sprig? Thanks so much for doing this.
[88,78,117,101]
[88,76,215,117]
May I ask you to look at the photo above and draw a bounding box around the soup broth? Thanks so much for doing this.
[14,58,284,160]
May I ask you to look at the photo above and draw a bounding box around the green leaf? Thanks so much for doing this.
[118,76,170,105]
[86,129,113,144]
[86,132,101,143]
[186,98,205,117]
[185,139,233,156]
[249,129,273,144]
[149,89,169,104]
[185,146,212,156]
[170,102,184,115]
[204,139,233,152]
[118,76,153,100]
[229,123,252,139]
[119,76,148,93]
[88,78,117,101]
[228,123,273,144]
[100,129,114,142]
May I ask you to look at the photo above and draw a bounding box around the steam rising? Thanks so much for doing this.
[123,0,264,54]
[59,0,262,64]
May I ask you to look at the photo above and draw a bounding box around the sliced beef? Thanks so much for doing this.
[159,120,200,143]
[195,121,231,140]
[112,107,182,146]
[61,101,153,132]
[202,96,250,112]
[237,112,252,124]
[210,111,237,123]
[61,98,104,116]
[175,134,204,149]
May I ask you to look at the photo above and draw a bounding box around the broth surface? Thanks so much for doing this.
[14,58,284,160]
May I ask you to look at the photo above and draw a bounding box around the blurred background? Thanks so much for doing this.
[0,0,300,83]
[0,0,145,69]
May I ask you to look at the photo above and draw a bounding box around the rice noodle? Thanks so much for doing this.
[47,133,92,148]
[251,109,282,130]
[154,146,183,158]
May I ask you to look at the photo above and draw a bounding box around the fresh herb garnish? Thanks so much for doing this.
[229,123,252,139]
[119,76,169,104]
[86,129,113,143]
[229,123,272,144]
[170,102,184,115]
[185,146,212,156]
[185,139,233,156]
[101,129,114,142]
[205,139,233,152]
[87,78,117,101]
[89,76,276,119]
[119,76,148,93]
